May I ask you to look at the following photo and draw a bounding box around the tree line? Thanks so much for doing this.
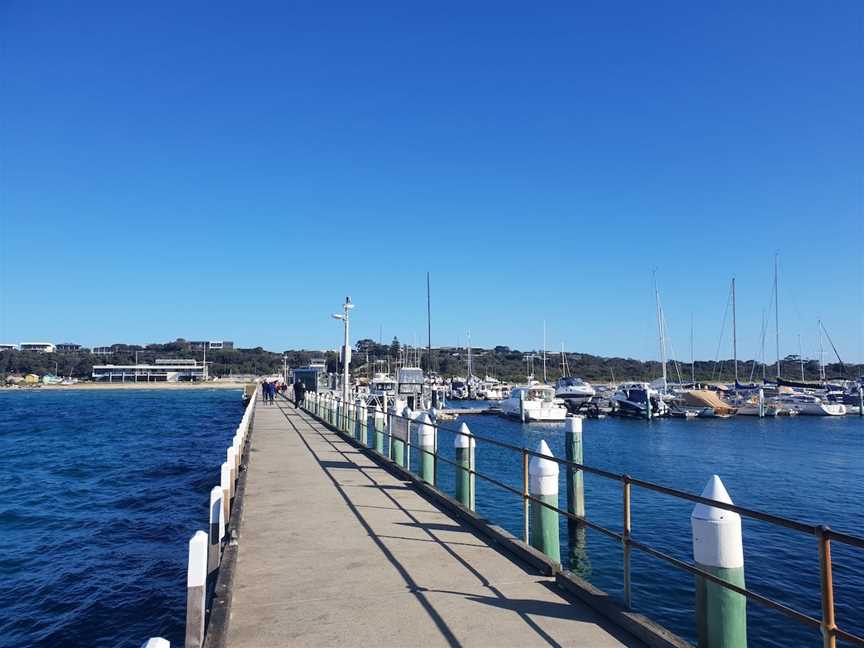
[1,336,860,384]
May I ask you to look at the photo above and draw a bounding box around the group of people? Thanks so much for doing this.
[260,379,280,405]
[260,378,306,408]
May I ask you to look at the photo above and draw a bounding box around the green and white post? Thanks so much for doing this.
[529,440,561,564]
[565,416,590,576]
[692,475,747,648]
[359,400,368,446]
[372,405,384,454]
[454,422,475,510]
[418,412,435,485]
[391,406,408,468]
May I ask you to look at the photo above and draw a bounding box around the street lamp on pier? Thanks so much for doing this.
[331,296,354,409]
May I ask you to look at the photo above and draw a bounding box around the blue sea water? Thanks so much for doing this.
[417,404,864,648]
[0,388,239,648]
[3,390,862,647]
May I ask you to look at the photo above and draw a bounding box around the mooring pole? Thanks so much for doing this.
[528,440,560,564]
[565,417,589,575]
[692,475,747,648]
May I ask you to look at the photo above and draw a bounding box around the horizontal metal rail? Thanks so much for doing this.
[311,394,864,647]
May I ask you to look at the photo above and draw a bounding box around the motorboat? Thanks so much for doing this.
[500,385,568,421]
[770,393,846,416]
[554,377,595,412]
[449,377,470,400]
[611,382,669,418]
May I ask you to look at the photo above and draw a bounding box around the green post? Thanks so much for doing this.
[565,416,590,576]
[454,422,475,509]
[376,406,385,453]
[692,475,747,648]
[391,406,409,468]
[529,439,560,564]
[418,413,435,485]
[359,401,367,445]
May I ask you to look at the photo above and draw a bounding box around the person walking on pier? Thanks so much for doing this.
[293,379,306,409]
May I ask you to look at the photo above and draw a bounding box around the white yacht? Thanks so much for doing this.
[369,373,397,398]
[500,385,568,421]
[611,382,670,418]
[449,377,469,400]
[554,377,595,411]
[770,394,846,416]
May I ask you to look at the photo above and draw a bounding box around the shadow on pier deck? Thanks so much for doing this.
[220,399,651,647]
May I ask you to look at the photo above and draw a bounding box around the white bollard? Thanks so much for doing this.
[185,530,208,648]
[233,435,241,467]
[220,462,230,525]
[227,447,236,501]
[691,475,747,647]
[208,486,223,585]
[141,639,170,648]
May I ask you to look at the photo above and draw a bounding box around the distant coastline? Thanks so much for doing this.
[3,381,248,391]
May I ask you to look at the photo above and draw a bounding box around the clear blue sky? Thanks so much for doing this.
[1,1,861,363]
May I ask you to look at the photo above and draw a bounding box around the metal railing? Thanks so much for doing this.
[306,392,864,648]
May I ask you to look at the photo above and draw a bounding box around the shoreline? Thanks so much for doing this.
[2,381,249,391]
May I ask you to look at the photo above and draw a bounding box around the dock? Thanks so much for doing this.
[208,396,655,647]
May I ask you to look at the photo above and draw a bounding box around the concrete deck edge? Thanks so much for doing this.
[313,409,692,648]
[202,404,256,648]
[555,572,693,648]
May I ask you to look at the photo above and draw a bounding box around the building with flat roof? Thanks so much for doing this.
[92,360,206,382]
[20,343,55,353]
[189,340,234,351]
[0,344,16,352]
[56,343,82,352]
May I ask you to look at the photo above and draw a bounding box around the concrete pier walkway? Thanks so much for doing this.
[225,398,645,647]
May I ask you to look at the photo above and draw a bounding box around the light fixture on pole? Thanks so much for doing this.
[331,296,354,409]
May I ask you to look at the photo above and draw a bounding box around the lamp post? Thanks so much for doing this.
[332,296,354,413]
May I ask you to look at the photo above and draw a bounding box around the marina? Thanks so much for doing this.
[3,3,862,648]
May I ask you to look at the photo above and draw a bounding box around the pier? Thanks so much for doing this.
[207,396,655,647]
[143,388,864,648]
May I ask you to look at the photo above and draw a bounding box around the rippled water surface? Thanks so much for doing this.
[4,389,863,647]
[0,389,239,648]
[422,403,864,647]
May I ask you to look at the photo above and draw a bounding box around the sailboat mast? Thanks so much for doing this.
[818,320,825,382]
[761,309,767,381]
[542,321,547,383]
[798,334,805,382]
[467,331,472,378]
[690,314,695,383]
[426,272,432,374]
[732,277,738,384]
[655,283,667,390]
[774,254,781,378]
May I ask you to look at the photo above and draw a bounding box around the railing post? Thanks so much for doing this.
[817,526,837,648]
[220,464,230,532]
[622,475,632,609]
[208,486,223,595]
[454,422,474,509]
[528,440,560,563]
[522,448,529,543]
[692,475,747,648]
[566,416,590,576]
[226,447,236,502]
[184,530,208,648]
[418,413,435,485]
